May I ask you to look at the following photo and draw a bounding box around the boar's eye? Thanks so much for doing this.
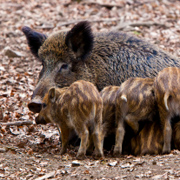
[58,64,69,73]
[42,103,47,108]
[61,64,68,69]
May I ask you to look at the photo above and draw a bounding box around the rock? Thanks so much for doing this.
[151,172,168,179]
[108,161,118,167]
[4,47,24,58]
[40,161,48,167]
[0,66,5,71]
[72,160,81,167]
[61,170,68,175]
[0,147,7,153]
[121,162,134,169]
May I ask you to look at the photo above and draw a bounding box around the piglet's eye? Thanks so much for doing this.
[42,103,47,108]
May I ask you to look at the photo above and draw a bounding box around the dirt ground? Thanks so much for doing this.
[1,0,180,179]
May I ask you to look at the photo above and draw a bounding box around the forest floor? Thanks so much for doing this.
[1,0,180,179]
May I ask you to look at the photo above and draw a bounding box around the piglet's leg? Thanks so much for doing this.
[113,119,125,157]
[76,126,89,160]
[101,120,110,152]
[162,115,172,154]
[93,110,104,159]
[86,135,94,155]
[59,125,69,155]
[92,124,104,159]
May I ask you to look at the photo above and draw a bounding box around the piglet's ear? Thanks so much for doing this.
[65,21,94,61]
[48,88,56,103]
[22,26,47,58]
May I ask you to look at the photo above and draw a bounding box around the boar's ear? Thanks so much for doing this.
[22,26,47,58]
[48,88,56,103]
[65,21,93,61]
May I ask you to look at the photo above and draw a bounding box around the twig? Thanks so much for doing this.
[63,1,122,8]
[34,171,56,180]
[0,120,34,127]
[112,21,170,31]
[63,0,155,8]
[57,18,122,27]
[80,1,123,8]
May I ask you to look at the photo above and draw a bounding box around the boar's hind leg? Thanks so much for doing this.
[76,126,89,160]
[113,119,125,157]
[162,115,172,154]
[59,125,70,155]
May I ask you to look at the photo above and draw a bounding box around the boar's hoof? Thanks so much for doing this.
[86,148,94,156]
[162,146,171,154]
[76,153,86,160]
[93,153,104,160]
[60,148,67,155]
[113,149,122,157]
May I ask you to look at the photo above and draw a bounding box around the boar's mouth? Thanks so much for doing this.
[28,97,42,113]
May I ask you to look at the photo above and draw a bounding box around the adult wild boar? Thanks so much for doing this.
[22,21,180,113]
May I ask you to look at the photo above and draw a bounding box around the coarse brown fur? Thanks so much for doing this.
[130,117,180,155]
[99,84,180,156]
[100,86,119,139]
[114,77,157,156]
[172,121,180,150]
[130,120,163,155]
[22,21,180,114]
[154,67,180,154]
[100,85,137,154]
[36,80,104,159]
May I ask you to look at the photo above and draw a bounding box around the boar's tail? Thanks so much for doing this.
[121,94,127,102]
[164,92,169,111]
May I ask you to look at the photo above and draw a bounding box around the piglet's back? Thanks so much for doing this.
[116,77,154,110]
[58,80,102,117]
[154,67,180,99]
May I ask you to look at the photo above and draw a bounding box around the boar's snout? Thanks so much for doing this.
[35,116,47,125]
[28,97,42,113]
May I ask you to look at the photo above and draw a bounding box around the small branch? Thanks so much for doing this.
[63,0,155,9]
[57,18,122,27]
[112,21,170,31]
[35,171,56,180]
[80,1,123,8]
[0,120,34,127]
